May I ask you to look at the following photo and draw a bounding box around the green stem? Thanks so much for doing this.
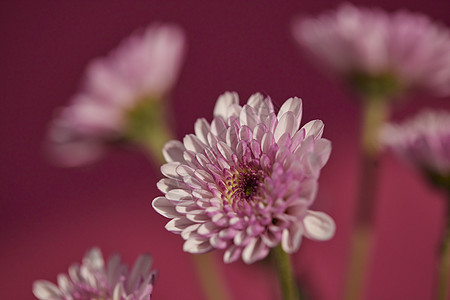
[272,245,300,300]
[361,96,390,158]
[437,194,450,300]
[345,225,372,300]
[345,96,390,300]
[140,122,173,163]
[192,253,232,300]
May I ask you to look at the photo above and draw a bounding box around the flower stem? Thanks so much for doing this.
[361,96,390,158]
[345,96,390,300]
[141,122,173,163]
[345,225,372,300]
[272,245,300,300]
[192,253,232,300]
[437,194,450,300]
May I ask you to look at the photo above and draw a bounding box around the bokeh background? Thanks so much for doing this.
[1,1,450,299]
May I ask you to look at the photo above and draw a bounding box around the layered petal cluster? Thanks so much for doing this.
[153,92,335,264]
[293,4,450,97]
[33,248,156,300]
[382,110,450,177]
[47,24,185,166]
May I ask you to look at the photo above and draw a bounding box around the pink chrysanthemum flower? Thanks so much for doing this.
[33,247,156,300]
[47,24,185,166]
[383,110,450,184]
[293,4,450,98]
[152,92,335,264]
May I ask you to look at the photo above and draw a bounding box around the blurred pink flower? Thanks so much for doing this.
[383,110,450,178]
[293,4,450,98]
[47,24,186,166]
[152,92,335,264]
[33,247,156,300]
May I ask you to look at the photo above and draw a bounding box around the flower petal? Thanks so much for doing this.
[303,210,336,241]
[281,222,303,253]
[302,119,324,139]
[274,111,297,142]
[213,91,239,118]
[223,245,243,263]
[183,238,213,254]
[152,197,179,218]
[194,118,211,144]
[83,247,104,270]
[163,140,186,163]
[126,254,153,292]
[240,105,260,130]
[33,280,62,300]
[242,238,270,264]
[278,97,303,124]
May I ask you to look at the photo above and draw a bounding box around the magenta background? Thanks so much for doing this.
[1,1,450,299]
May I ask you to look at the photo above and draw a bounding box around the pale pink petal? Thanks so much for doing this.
[242,238,270,264]
[281,223,303,253]
[302,120,324,139]
[213,92,239,118]
[303,210,336,241]
[163,140,186,163]
[152,197,181,218]
[278,97,303,124]
[33,280,62,300]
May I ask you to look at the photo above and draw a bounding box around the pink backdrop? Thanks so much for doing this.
[1,1,449,299]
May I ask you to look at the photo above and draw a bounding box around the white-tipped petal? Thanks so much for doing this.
[162,140,185,163]
[281,223,303,253]
[242,238,270,264]
[126,254,153,292]
[278,97,303,123]
[106,254,122,287]
[183,238,213,254]
[161,162,181,179]
[56,274,72,295]
[83,247,104,270]
[240,105,260,129]
[112,282,125,300]
[166,217,192,232]
[194,118,211,144]
[223,245,243,263]
[184,134,206,152]
[152,197,179,218]
[303,210,336,241]
[214,92,239,118]
[302,119,324,139]
[33,280,62,300]
[211,118,228,141]
[311,138,332,168]
[275,111,297,142]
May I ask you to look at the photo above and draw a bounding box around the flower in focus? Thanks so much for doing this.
[47,24,186,166]
[152,92,335,264]
[33,247,156,300]
[382,110,450,188]
[293,4,450,99]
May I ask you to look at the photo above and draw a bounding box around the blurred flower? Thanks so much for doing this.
[382,109,450,188]
[152,92,335,264]
[293,4,450,99]
[47,24,186,166]
[33,247,156,300]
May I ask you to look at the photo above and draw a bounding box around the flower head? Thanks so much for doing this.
[382,110,450,188]
[293,4,450,98]
[152,92,335,264]
[33,247,156,300]
[47,24,186,166]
